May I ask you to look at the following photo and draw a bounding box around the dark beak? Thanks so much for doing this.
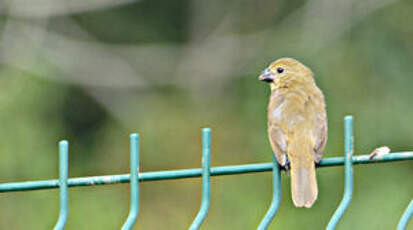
[258,68,274,83]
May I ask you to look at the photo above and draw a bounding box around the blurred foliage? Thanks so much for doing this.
[0,0,412,229]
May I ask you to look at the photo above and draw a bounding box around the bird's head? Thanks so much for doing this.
[258,57,314,89]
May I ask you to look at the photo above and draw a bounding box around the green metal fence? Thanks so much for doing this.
[0,115,412,230]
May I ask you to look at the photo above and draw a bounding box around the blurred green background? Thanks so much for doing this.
[0,0,412,229]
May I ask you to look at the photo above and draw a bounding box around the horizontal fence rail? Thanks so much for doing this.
[1,152,411,192]
[1,116,413,230]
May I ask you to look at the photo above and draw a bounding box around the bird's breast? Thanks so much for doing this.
[268,90,317,128]
[271,101,285,121]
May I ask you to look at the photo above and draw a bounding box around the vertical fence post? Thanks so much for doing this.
[397,200,413,230]
[257,154,281,230]
[54,140,69,230]
[326,115,354,230]
[121,133,140,230]
[189,128,211,230]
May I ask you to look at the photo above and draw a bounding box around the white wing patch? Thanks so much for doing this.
[272,103,284,121]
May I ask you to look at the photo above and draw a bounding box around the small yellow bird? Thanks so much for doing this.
[259,57,327,208]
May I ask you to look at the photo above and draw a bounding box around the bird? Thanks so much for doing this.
[258,57,327,208]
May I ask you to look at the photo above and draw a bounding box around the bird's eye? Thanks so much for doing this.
[277,67,284,73]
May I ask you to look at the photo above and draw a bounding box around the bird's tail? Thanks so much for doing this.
[288,141,318,208]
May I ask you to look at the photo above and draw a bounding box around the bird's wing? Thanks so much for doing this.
[268,124,288,166]
[314,113,327,163]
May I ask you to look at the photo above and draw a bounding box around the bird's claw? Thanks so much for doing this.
[283,157,291,175]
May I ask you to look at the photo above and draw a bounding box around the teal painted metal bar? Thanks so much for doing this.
[0,153,412,192]
[397,200,413,230]
[53,140,69,230]
[189,128,211,230]
[326,116,354,230]
[257,154,281,230]
[121,134,140,230]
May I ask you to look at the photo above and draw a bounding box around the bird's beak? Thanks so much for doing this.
[258,68,274,83]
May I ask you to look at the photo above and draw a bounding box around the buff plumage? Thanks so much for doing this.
[259,57,327,208]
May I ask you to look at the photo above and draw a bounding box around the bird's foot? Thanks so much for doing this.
[283,158,291,176]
